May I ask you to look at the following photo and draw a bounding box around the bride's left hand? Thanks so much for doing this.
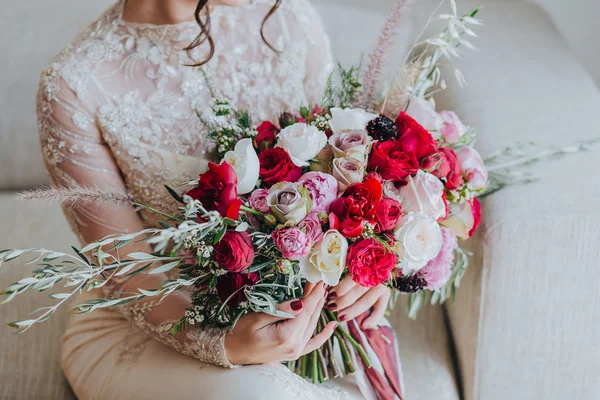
[327,275,391,330]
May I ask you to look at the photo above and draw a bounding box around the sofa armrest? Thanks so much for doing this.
[434,1,600,399]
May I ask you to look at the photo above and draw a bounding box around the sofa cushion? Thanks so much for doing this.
[432,1,600,399]
[0,0,113,189]
[0,193,77,399]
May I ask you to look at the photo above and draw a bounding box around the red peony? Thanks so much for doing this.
[347,239,397,287]
[439,148,464,190]
[258,147,302,188]
[214,231,255,273]
[186,162,242,220]
[329,178,383,238]
[469,198,482,237]
[395,111,438,160]
[367,139,419,183]
[216,272,259,307]
[254,121,278,152]
[374,197,403,232]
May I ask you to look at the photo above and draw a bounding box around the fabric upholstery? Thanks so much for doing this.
[433,1,600,399]
[0,0,113,189]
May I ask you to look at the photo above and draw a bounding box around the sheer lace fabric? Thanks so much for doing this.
[38,0,333,371]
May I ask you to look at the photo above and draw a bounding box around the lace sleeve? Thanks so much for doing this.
[301,4,334,104]
[36,71,236,368]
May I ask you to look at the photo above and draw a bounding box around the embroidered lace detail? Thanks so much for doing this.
[37,0,332,369]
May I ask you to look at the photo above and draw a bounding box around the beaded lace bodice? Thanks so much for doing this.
[37,0,333,371]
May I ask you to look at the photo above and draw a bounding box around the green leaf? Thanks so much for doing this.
[72,246,90,265]
[164,185,184,203]
[213,226,227,245]
[149,260,181,275]
[127,252,155,260]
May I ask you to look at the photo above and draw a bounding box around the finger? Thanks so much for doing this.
[301,321,338,355]
[304,281,317,296]
[284,281,327,329]
[361,289,391,330]
[252,298,305,329]
[337,286,387,322]
[330,275,356,298]
[301,290,327,344]
[328,285,369,312]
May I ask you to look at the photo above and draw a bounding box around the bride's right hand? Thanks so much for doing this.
[224,281,337,365]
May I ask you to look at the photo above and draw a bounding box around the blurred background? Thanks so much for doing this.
[1,1,599,399]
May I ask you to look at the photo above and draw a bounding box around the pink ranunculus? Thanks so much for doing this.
[247,188,271,214]
[272,227,312,261]
[297,171,339,212]
[419,228,458,290]
[439,111,467,143]
[457,147,487,190]
[298,212,324,243]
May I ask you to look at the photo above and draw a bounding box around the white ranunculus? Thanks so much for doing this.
[299,230,348,286]
[398,170,446,221]
[276,123,327,167]
[329,108,377,134]
[222,138,260,195]
[441,200,475,240]
[393,212,443,273]
[266,182,311,225]
[406,97,443,137]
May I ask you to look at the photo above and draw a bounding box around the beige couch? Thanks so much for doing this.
[1,0,599,399]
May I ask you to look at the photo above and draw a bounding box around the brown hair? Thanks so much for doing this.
[185,0,283,67]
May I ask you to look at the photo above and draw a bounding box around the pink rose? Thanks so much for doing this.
[457,147,487,190]
[298,212,324,243]
[419,228,458,289]
[272,227,312,261]
[247,189,271,214]
[297,171,339,212]
[439,111,467,143]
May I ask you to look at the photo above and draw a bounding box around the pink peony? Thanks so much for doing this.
[439,111,467,143]
[272,227,312,261]
[419,228,458,290]
[247,188,271,213]
[298,212,324,243]
[297,171,339,212]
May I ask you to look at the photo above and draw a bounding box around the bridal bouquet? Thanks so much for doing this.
[4,0,596,391]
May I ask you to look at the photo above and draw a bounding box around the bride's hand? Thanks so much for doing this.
[224,281,337,365]
[327,276,391,330]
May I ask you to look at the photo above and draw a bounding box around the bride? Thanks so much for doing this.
[38,0,399,398]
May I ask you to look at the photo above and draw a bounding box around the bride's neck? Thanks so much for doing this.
[122,0,200,25]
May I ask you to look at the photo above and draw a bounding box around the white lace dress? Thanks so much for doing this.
[38,0,371,398]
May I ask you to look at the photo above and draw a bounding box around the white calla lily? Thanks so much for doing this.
[223,138,260,195]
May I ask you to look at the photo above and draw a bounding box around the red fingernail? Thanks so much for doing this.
[328,302,337,310]
[333,322,339,330]
[291,300,303,311]
[322,282,327,289]
[339,314,346,321]
[328,291,337,300]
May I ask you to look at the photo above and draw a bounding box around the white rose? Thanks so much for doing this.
[222,138,260,195]
[406,97,443,137]
[266,182,311,225]
[399,170,446,221]
[329,108,377,134]
[299,230,348,286]
[393,212,443,273]
[276,123,327,167]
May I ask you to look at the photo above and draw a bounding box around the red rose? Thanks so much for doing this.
[214,231,255,273]
[258,147,302,188]
[329,178,383,238]
[469,198,481,237]
[186,162,242,220]
[395,111,438,159]
[347,239,397,287]
[254,121,278,152]
[374,197,403,232]
[439,148,464,190]
[216,272,259,307]
[368,139,419,183]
